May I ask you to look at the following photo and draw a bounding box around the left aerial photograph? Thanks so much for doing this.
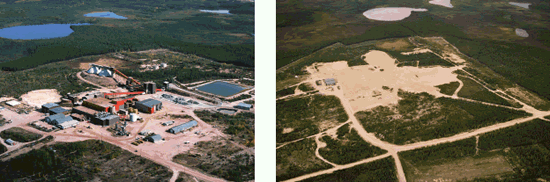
[0,0,255,181]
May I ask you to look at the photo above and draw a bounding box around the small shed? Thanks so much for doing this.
[162,121,175,126]
[5,139,15,145]
[147,134,163,143]
[49,107,70,115]
[41,103,60,113]
[6,100,20,106]
[234,103,253,110]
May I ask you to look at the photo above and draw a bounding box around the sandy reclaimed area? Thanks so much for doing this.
[20,89,62,108]
[429,0,453,8]
[363,7,427,21]
[308,50,460,112]
[401,48,432,55]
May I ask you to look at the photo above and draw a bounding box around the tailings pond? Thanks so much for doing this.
[363,7,428,21]
[84,12,128,19]
[0,23,91,40]
[196,81,250,97]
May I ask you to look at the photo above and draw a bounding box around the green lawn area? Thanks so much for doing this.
[319,124,387,165]
[300,156,398,182]
[276,137,332,181]
[277,94,348,143]
[0,127,43,143]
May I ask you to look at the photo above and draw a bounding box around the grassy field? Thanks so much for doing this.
[276,94,349,143]
[173,138,254,182]
[0,143,6,154]
[0,127,43,142]
[0,140,172,181]
[435,81,460,96]
[456,76,516,107]
[476,119,550,181]
[194,110,254,147]
[318,124,387,165]
[478,119,550,152]
[398,137,518,181]
[300,156,398,182]
[297,82,316,92]
[276,86,297,98]
[390,51,454,68]
[0,0,254,70]
[276,137,332,181]
[356,91,531,145]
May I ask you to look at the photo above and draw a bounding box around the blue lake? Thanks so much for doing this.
[200,10,231,14]
[196,81,249,97]
[0,23,91,40]
[84,12,127,19]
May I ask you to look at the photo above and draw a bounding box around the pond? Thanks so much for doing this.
[84,12,128,19]
[0,23,91,40]
[196,81,249,97]
[200,10,231,15]
[363,7,428,21]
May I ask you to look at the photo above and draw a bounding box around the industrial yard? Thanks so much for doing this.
[0,51,255,182]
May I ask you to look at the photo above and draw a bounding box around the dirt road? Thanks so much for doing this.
[76,71,106,89]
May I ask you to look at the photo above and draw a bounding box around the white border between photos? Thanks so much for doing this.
[255,0,276,181]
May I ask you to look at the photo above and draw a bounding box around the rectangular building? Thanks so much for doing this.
[234,102,253,110]
[41,103,60,113]
[49,107,70,115]
[91,113,119,126]
[168,120,198,134]
[135,99,162,114]
[45,113,66,124]
[324,78,337,86]
[83,98,113,112]
[147,134,163,143]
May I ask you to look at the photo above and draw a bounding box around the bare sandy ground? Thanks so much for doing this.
[20,89,62,108]
[308,50,459,112]
[363,7,428,21]
[429,0,453,8]
[401,48,432,55]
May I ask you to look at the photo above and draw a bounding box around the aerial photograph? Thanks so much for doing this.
[277,0,550,181]
[0,0,254,182]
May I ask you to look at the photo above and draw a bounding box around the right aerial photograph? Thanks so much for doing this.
[276,0,550,181]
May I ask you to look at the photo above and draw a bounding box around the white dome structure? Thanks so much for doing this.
[98,69,113,77]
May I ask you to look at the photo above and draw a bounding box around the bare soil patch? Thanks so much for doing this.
[20,89,62,108]
[80,72,118,87]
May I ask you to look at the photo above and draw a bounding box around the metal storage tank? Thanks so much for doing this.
[129,113,138,122]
